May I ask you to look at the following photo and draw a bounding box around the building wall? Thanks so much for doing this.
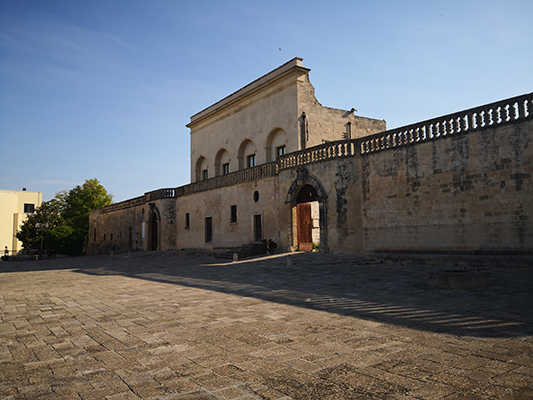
[360,120,533,253]
[188,59,305,182]
[175,176,280,249]
[0,189,42,253]
[89,176,280,254]
[277,157,364,254]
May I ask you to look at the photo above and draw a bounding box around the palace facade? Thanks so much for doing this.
[89,58,532,265]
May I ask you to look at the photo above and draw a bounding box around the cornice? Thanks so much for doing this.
[187,57,310,130]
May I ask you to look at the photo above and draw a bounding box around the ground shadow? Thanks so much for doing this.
[2,251,532,338]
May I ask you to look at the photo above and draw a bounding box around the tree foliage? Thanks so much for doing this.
[16,179,113,256]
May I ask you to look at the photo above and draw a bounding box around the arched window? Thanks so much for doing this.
[238,139,257,170]
[214,149,231,176]
[266,128,288,162]
[195,156,209,182]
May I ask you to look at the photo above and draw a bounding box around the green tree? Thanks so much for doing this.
[16,179,113,256]
[62,178,113,254]
[16,194,65,251]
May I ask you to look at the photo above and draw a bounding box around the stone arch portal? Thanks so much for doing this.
[286,168,328,252]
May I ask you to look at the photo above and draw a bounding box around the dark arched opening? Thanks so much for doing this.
[151,216,158,251]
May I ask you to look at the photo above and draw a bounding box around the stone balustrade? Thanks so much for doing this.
[359,92,532,155]
[100,195,147,214]
[99,92,532,213]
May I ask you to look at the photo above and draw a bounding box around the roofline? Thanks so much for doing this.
[187,57,310,129]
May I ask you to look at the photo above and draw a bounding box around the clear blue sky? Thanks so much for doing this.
[1,0,532,202]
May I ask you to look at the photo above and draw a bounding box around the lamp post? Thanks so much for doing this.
[35,222,48,260]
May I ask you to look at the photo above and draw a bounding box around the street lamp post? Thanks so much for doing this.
[35,222,48,260]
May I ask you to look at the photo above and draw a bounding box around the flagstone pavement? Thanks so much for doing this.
[1,251,532,399]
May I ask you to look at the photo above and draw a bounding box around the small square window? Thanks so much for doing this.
[276,145,286,158]
[202,169,208,180]
[24,203,35,213]
[223,163,230,175]
[247,154,256,168]
[230,205,237,223]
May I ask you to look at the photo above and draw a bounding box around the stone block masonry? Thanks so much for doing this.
[361,119,532,255]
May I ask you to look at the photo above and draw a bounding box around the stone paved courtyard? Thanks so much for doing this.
[1,252,532,399]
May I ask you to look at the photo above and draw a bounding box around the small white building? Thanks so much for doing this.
[0,189,42,254]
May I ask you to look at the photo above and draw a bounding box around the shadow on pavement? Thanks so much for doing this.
[2,251,532,338]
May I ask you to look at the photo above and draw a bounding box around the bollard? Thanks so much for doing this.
[233,253,238,262]
[287,256,293,266]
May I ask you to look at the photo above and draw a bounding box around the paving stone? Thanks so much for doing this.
[0,252,532,399]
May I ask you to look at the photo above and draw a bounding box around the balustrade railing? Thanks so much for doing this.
[99,92,531,213]
[359,92,532,155]
[100,195,147,214]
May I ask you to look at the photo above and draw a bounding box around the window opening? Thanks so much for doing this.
[205,217,213,243]
[247,154,256,168]
[24,203,35,213]
[276,145,286,158]
[223,163,230,175]
[202,169,208,180]
[185,213,190,229]
[230,205,237,223]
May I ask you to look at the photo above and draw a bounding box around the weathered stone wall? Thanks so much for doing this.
[174,176,280,250]
[360,120,532,254]
[298,74,386,147]
[88,176,280,255]
[88,197,179,255]
[277,157,363,254]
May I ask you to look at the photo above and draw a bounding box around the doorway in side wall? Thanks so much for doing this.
[253,214,262,242]
[150,215,158,251]
[296,184,319,252]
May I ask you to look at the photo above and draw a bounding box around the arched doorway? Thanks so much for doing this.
[148,204,161,251]
[286,168,328,252]
[296,185,318,251]
[151,216,158,251]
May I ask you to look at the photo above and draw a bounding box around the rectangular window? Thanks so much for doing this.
[276,145,286,158]
[94,228,97,243]
[24,203,35,213]
[230,205,237,223]
[185,213,190,229]
[247,154,256,168]
[202,169,208,180]
[205,217,213,243]
[222,163,230,175]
